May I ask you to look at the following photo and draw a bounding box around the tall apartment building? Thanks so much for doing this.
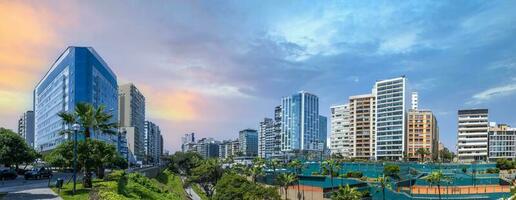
[329,104,352,156]
[239,129,258,157]
[181,133,196,152]
[375,76,407,160]
[144,121,161,164]
[411,92,418,110]
[119,83,146,162]
[18,111,35,148]
[457,109,489,162]
[281,91,321,152]
[406,109,438,160]
[349,94,376,160]
[488,123,516,161]
[319,115,328,151]
[196,138,219,158]
[272,105,283,157]
[258,118,275,158]
[34,46,119,153]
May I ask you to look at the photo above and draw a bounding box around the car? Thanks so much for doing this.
[24,167,52,180]
[0,168,18,180]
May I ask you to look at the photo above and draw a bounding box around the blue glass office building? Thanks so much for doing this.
[281,91,321,152]
[34,47,119,152]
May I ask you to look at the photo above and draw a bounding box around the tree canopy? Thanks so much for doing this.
[213,173,280,200]
[0,128,38,168]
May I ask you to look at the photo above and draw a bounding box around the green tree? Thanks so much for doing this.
[188,158,224,198]
[439,148,453,163]
[331,185,361,200]
[277,173,297,200]
[43,140,119,178]
[383,164,400,178]
[213,173,280,200]
[166,151,202,175]
[0,128,38,169]
[288,159,304,200]
[322,159,341,188]
[416,148,430,162]
[424,170,449,200]
[376,175,392,200]
[58,102,117,188]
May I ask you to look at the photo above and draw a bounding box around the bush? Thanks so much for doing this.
[106,170,125,181]
[99,190,125,200]
[496,159,515,170]
[312,172,320,176]
[384,165,400,176]
[486,168,500,174]
[345,171,363,178]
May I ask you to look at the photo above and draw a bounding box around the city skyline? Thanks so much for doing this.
[1,1,516,152]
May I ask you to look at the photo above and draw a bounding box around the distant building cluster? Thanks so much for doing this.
[19,46,165,166]
[181,91,329,161]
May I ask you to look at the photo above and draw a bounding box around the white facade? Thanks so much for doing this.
[457,109,489,162]
[411,92,418,110]
[375,76,406,160]
[488,123,516,161]
[329,104,352,156]
[119,83,146,162]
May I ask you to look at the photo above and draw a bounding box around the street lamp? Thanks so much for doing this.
[72,123,80,195]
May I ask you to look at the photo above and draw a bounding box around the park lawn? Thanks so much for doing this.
[52,179,109,200]
[192,183,209,200]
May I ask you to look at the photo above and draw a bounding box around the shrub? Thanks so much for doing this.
[106,170,125,181]
[486,168,500,174]
[98,190,125,200]
[345,171,363,178]
[384,165,400,176]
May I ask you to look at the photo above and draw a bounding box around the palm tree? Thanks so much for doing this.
[288,159,304,200]
[331,185,361,200]
[416,148,430,162]
[424,170,449,200]
[322,159,341,189]
[277,173,297,200]
[376,175,392,200]
[58,102,117,188]
[268,159,280,184]
[249,165,265,183]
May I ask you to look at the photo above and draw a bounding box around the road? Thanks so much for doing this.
[0,172,73,200]
[181,176,201,200]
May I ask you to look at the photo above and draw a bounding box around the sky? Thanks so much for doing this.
[1,1,516,152]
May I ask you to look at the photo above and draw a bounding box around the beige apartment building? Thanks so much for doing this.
[349,94,376,160]
[406,109,439,160]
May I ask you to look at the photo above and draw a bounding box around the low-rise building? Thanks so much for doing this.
[488,123,516,161]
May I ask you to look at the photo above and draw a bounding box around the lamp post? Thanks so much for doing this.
[72,123,80,195]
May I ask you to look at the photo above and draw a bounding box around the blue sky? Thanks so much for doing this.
[1,1,515,151]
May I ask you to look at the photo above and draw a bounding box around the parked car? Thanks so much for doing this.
[24,167,52,180]
[0,168,18,180]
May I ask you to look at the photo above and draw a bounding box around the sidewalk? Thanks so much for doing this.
[3,186,61,200]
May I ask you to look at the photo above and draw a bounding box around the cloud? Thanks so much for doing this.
[378,31,419,54]
[468,81,516,105]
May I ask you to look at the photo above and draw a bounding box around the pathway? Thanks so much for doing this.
[3,187,62,200]
[181,176,201,200]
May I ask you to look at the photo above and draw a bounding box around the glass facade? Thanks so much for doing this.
[239,129,258,156]
[281,91,320,152]
[375,77,406,160]
[34,47,118,152]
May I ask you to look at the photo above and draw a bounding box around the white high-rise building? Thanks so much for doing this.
[330,104,352,156]
[411,92,418,110]
[457,109,489,162]
[375,76,407,160]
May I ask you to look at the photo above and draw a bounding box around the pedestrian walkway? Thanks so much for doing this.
[4,187,62,200]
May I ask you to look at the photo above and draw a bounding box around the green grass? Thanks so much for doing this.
[52,171,187,200]
[192,183,209,200]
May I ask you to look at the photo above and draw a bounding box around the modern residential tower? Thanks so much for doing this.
[457,109,489,162]
[119,83,146,162]
[375,76,407,160]
[329,104,352,156]
[239,129,258,157]
[281,91,321,152]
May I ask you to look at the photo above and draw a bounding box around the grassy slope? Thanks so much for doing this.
[192,183,209,200]
[52,171,187,200]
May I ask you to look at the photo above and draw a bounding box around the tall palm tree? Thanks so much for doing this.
[322,159,341,189]
[376,175,392,200]
[277,173,297,200]
[268,159,280,184]
[58,102,117,188]
[416,148,430,162]
[424,170,449,200]
[331,185,361,200]
[288,159,304,200]
[249,165,265,183]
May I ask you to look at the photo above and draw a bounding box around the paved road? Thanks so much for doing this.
[0,173,73,200]
[181,176,201,200]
